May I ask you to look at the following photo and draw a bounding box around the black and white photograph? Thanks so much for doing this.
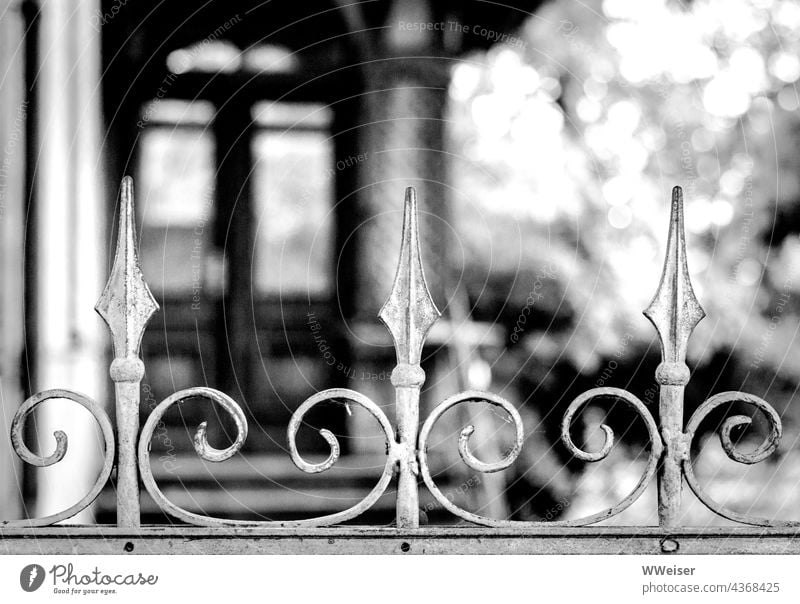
[1,0,800,601]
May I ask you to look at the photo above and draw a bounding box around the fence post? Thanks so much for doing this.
[95,177,159,528]
[644,186,705,527]
[379,188,440,528]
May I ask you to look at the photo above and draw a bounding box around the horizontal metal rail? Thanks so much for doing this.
[2,527,800,555]
[1,178,797,549]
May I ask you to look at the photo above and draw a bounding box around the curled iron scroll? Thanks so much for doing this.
[286,388,396,526]
[419,388,663,526]
[418,390,525,526]
[559,387,663,525]
[138,387,250,526]
[139,387,396,527]
[682,391,800,527]
[3,389,115,527]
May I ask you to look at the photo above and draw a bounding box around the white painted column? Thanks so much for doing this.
[0,0,27,521]
[34,0,107,522]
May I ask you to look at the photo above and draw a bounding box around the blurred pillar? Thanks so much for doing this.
[353,4,449,314]
[347,0,451,454]
[32,0,107,522]
[0,0,27,521]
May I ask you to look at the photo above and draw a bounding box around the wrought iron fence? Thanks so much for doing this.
[0,178,795,551]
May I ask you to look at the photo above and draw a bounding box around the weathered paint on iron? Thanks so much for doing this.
[2,526,800,555]
[4,389,115,527]
[95,177,159,528]
[378,187,440,529]
[0,180,797,545]
[643,187,785,528]
[683,391,795,527]
[644,186,706,528]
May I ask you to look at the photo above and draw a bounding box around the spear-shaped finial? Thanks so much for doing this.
[644,186,705,374]
[95,176,158,528]
[379,187,440,369]
[646,186,706,527]
[95,176,159,361]
[379,187,440,529]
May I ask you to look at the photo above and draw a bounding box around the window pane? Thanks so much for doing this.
[252,101,333,129]
[166,41,241,75]
[137,120,215,293]
[140,98,215,126]
[252,129,334,295]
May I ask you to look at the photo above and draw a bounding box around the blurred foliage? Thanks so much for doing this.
[449,0,800,393]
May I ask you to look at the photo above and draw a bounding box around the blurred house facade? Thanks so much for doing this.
[0,0,537,524]
[5,0,800,527]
